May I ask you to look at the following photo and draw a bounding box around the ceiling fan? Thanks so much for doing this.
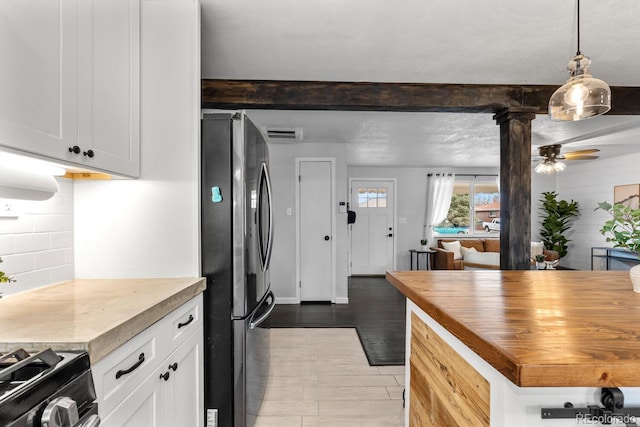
[533,144,600,174]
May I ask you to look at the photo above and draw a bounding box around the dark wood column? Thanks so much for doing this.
[494,108,537,270]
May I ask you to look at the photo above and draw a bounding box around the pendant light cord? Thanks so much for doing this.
[576,0,581,55]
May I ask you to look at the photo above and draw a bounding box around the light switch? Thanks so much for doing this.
[286,208,292,216]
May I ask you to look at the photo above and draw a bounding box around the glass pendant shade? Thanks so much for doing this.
[535,159,567,174]
[549,54,611,121]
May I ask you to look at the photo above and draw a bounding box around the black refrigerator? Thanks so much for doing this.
[201,112,275,427]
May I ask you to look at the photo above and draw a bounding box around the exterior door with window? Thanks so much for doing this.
[350,180,395,275]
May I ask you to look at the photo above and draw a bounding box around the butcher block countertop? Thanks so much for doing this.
[386,270,640,388]
[0,278,206,363]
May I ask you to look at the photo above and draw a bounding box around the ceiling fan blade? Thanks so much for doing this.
[564,148,600,156]
[562,155,600,160]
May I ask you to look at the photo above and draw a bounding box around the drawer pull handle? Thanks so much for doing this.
[169,362,178,371]
[159,371,170,381]
[177,314,194,329]
[115,353,145,379]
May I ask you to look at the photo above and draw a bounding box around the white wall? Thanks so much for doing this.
[557,151,640,271]
[74,1,200,278]
[268,142,349,303]
[0,178,74,296]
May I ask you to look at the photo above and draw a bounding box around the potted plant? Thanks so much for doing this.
[595,201,640,290]
[539,191,580,259]
[0,257,14,284]
[534,254,546,269]
[420,239,428,250]
[0,257,15,298]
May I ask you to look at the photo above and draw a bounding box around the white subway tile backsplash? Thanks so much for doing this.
[0,235,14,254]
[0,216,34,234]
[51,231,73,249]
[1,269,54,297]
[34,215,67,233]
[21,199,50,215]
[15,233,50,254]
[34,249,67,270]
[2,253,35,275]
[0,177,74,295]
[51,264,74,283]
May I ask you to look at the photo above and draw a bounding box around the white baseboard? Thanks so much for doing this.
[274,296,299,304]
[334,297,349,304]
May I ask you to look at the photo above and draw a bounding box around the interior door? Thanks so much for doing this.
[350,180,395,275]
[298,160,333,302]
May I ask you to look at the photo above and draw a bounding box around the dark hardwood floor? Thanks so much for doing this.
[265,276,406,366]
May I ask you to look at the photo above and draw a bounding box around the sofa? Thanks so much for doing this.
[431,238,559,270]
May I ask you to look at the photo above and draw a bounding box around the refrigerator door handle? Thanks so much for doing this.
[249,291,276,330]
[257,162,274,271]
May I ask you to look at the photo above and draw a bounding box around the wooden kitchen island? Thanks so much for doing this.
[386,270,640,427]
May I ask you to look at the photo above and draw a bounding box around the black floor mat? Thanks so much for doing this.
[265,276,405,366]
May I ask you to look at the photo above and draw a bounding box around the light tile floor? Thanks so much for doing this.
[255,328,405,427]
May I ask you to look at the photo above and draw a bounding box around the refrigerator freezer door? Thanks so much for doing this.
[233,291,274,427]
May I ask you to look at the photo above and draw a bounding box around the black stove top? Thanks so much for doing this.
[0,349,97,427]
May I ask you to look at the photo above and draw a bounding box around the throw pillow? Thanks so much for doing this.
[460,246,478,258]
[464,251,500,266]
[441,240,463,260]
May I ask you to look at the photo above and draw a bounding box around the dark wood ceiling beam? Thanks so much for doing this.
[201,79,640,115]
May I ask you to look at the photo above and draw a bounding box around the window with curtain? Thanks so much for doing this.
[434,180,500,236]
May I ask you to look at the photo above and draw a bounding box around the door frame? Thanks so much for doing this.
[295,157,337,303]
[348,177,398,276]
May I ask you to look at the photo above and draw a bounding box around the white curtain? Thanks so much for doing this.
[424,173,456,247]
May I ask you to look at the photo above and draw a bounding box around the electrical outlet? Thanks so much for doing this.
[206,409,218,427]
[0,201,18,218]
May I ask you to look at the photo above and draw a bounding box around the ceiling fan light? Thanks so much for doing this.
[553,160,567,172]
[535,160,555,175]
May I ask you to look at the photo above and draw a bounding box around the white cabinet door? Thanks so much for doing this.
[0,0,140,177]
[164,326,204,427]
[77,0,140,177]
[0,0,79,157]
[101,362,166,427]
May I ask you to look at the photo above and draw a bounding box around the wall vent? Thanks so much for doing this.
[266,127,303,143]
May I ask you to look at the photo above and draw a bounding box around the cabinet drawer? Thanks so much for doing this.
[92,327,160,417]
[166,294,202,348]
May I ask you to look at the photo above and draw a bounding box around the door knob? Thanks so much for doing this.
[388,233,393,237]
[324,235,330,241]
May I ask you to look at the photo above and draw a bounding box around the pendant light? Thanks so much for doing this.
[548,0,611,121]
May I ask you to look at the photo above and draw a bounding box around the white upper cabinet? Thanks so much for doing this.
[77,0,140,177]
[0,0,140,177]
[0,1,79,155]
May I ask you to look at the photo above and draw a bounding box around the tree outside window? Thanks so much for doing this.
[435,180,500,235]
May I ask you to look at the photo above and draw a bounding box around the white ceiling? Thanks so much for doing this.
[200,0,640,167]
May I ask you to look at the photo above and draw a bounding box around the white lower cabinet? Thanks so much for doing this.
[92,294,204,426]
[103,329,202,427]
